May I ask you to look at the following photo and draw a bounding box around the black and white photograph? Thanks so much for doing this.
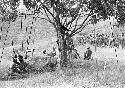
[0,0,125,88]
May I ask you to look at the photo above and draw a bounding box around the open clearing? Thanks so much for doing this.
[0,41,125,88]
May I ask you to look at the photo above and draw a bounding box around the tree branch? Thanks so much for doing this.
[43,7,56,27]
[36,16,57,29]
[66,14,78,27]
[68,14,82,29]
[69,9,104,38]
[64,11,92,42]
[69,25,81,30]
[73,14,81,30]
[66,7,81,27]
[40,1,58,24]
[69,12,91,36]
[71,22,89,37]
[63,15,68,26]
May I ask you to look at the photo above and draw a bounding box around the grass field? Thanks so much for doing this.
[0,41,125,88]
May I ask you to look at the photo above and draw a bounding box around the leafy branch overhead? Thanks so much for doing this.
[0,0,125,32]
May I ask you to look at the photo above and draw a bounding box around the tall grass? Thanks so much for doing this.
[0,55,125,88]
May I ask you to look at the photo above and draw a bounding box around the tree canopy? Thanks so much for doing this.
[0,0,125,26]
[0,0,125,39]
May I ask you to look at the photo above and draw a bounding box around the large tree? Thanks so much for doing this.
[0,0,125,67]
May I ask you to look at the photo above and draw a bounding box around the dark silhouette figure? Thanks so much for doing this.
[12,51,20,73]
[18,54,24,64]
[12,50,27,74]
[84,47,92,60]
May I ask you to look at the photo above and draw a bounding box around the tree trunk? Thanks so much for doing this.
[57,35,67,67]
[60,40,68,67]
[56,29,69,68]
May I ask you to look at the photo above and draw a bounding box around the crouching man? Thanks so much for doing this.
[84,47,92,60]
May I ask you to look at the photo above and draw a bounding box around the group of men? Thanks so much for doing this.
[11,49,28,73]
[11,40,92,74]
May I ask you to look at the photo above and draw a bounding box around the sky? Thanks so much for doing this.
[16,0,27,13]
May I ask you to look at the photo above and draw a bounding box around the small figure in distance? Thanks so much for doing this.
[43,50,47,54]
[52,47,56,57]
[43,47,56,58]
[84,47,92,60]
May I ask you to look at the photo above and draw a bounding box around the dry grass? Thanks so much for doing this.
[0,57,125,88]
[0,43,125,88]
